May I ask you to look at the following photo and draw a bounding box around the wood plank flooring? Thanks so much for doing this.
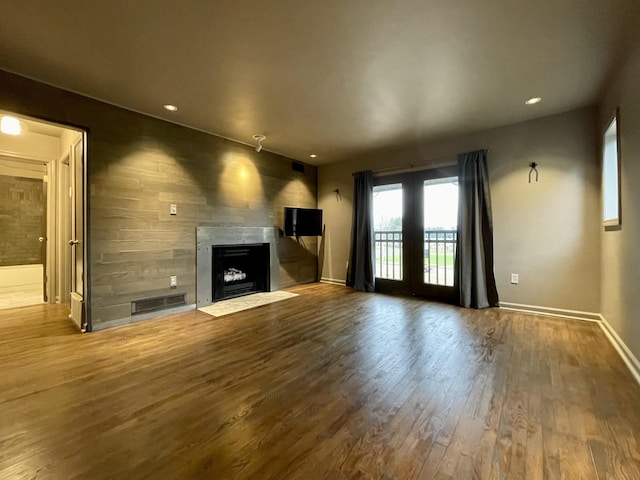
[1,283,640,479]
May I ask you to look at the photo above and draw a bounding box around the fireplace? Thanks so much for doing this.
[196,226,279,308]
[212,243,270,301]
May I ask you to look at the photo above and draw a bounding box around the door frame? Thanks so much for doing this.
[0,152,48,302]
[0,109,89,327]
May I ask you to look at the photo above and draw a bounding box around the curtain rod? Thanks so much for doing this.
[352,148,489,177]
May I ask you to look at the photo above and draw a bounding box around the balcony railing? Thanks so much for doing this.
[374,231,403,280]
[423,230,457,287]
[374,229,457,287]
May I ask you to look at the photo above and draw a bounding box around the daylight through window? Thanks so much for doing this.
[603,115,620,227]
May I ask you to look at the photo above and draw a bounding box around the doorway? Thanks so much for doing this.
[372,166,458,302]
[0,168,46,309]
[0,110,87,328]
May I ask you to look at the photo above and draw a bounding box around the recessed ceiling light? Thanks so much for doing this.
[1,116,22,135]
[525,97,542,105]
[163,104,178,112]
[310,154,317,158]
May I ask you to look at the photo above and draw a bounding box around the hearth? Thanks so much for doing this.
[212,243,270,301]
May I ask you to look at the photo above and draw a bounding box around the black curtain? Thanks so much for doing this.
[346,171,375,292]
[455,150,499,308]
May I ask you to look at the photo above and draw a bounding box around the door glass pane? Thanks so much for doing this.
[373,183,403,280]
[423,177,458,286]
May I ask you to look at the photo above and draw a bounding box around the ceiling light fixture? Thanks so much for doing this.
[525,97,542,105]
[1,116,22,135]
[163,104,178,112]
[310,154,317,158]
[252,134,266,152]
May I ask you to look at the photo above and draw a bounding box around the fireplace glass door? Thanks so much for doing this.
[212,243,270,301]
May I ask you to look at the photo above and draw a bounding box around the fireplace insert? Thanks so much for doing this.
[212,243,270,301]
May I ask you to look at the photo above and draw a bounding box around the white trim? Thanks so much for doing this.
[499,302,601,322]
[91,303,196,331]
[598,314,640,386]
[320,277,346,286]
[0,150,53,164]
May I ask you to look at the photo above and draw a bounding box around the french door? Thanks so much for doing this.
[373,166,458,301]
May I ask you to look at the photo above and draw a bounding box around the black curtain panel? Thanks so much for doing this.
[346,171,375,292]
[455,150,500,308]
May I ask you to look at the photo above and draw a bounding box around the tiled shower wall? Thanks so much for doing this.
[0,175,44,266]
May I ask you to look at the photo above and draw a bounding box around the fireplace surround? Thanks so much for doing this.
[196,226,279,308]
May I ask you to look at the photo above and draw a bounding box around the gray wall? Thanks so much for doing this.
[0,175,44,266]
[599,31,640,360]
[0,70,317,329]
[318,108,601,313]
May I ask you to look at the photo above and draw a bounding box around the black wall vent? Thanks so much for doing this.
[292,162,305,173]
[131,293,187,315]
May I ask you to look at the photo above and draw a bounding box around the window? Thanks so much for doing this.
[423,177,458,287]
[373,183,403,280]
[603,111,621,228]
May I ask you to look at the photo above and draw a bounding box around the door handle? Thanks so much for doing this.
[39,236,46,243]
[68,239,79,246]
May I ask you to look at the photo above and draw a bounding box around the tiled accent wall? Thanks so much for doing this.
[0,175,44,266]
[0,70,318,329]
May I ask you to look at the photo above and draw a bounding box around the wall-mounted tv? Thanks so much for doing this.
[284,207,323,237]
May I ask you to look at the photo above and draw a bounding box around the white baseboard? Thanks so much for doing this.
[320,277,346,286]
[91,303,196,331]
[598,314,640,386]
[499,302,601,322]
[500,302,640,386]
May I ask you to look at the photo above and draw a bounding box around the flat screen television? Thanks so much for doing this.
[284,207,323,236]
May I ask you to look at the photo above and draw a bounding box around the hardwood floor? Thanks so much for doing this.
[1,283,640,479]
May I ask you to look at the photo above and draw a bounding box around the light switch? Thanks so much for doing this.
[170,204,177,215]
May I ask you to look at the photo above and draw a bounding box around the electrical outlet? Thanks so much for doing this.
[510,273,519,284]
[170,275,177,288]
[170,204,177,215]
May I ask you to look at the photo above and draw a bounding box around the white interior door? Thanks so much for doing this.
[69,137,84,327]
[57,158,71,306]
[70,138,83,295]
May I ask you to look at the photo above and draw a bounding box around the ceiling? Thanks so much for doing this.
[0,1,637,165]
